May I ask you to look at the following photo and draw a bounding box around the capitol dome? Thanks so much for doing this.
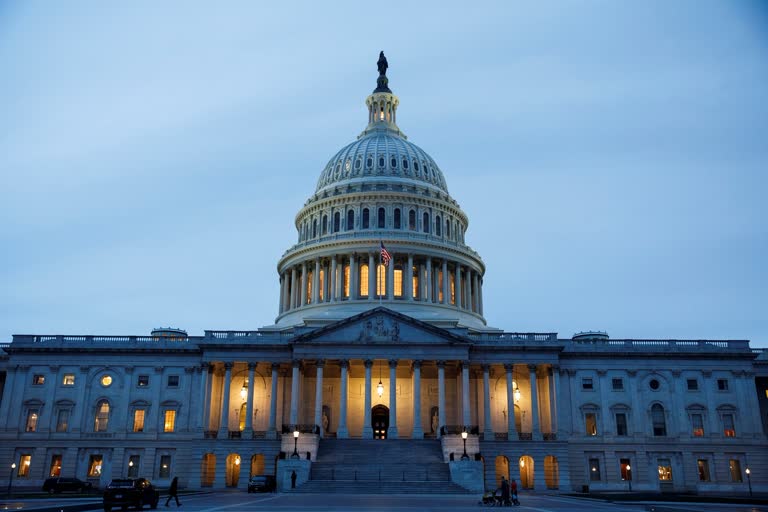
[274,54,490,330]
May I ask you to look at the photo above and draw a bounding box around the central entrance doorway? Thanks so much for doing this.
[371,405,389,440]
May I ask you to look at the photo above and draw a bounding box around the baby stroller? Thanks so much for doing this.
[478,488,512,506]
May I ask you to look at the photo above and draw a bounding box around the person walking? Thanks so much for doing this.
[510,478,519,506]
[165,476,181,507]
[290,470,297,489]
[500,476,510,506]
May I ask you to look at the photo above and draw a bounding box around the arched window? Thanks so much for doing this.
[394,208,401,229]
[322,215,328,235]
[378,157,385,168]
[652,404,667,436]
[333,212,340,233]
[346,210,354,231]
[359,264,369,297]
[362,208,370,229]
[390,157,398,168]
[354,159,361,170]
[366,157,373,168]
[378,208,386,228]
[408,210,416,230]
[422,212,430,233]
[436,215,442,236]
[402,158,409,170]
[446,219,451,239]
[94,400,110,432]
[312,219,318,238]
[414,161,420,172]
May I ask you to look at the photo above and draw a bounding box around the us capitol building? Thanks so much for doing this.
[2,54,767,495]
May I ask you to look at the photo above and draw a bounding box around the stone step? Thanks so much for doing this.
[290,480,472,494]
[310,462,450,482]
[316,439,444,464]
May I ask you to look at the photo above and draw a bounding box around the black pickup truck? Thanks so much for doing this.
[102,478,159,511]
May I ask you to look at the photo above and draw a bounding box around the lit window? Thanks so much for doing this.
[697,459,710,481]
[585,413,597,436]
[437,270,444,302]
[18,455,31,477]
[101,375,113,387]
[25,410,39,432]
[138,375,149,387]
[56,409,69,432]
[62,374,75,386]
[729,459,742,482]
[133,409,146,432]
[359,264,369,297]
[376,263,386,297]
[94,401,109,432]
[159,455,171,478]
[167,375,179,388]
[343,264,350,298]
[658,459,672,481]
[306,270,313,303]
[88,455,103,477]
[620,458,631,481]
[49,454,62,477]
[33,375,45,385]
[394,267,403,297]
[412,266,419,299]
[319,269,325,302]
[164,410,176,433]
[450,272,455,304]
[723,413,736,437]
[691,414,704,437]
[589,458,601,481]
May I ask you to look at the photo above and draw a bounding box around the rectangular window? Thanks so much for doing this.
[49,454,62,477]
[306,270,313,303]
[585,413,597,436]
[127,455,140,478]
[167,375,179,388]
[658,458,673,481]
[88,455,103,477]
[164,410,176,432]
[612,378,624,391]
[723,413,736,437]
[717,379,729,391]
[343,265,350,298]
[18,455,31,477]
[137,375,149,387]
[582,378,594,390]
[25,409,39,432]
[687,379,698,391]
[56,409,70,432]
[438,270,444,302]
[159,455,171,478]
[692,414,704,437]
[33,374,45,385]
[589,458,601,481]
[318,269,324,301]
[133,409,146,433]
[729,459,742,482]
[394,267,403,297]
[412,266,419,299]
[360,264,369,297]
[450,273,455,304]
[615,413,628,436]
[62,374,75,386]
[697,459,710,481]
[620,458,632,481]
[376,264,386,297]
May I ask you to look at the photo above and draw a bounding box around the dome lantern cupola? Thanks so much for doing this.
[359,52,406,140]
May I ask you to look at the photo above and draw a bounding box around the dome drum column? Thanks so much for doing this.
[349,253,358,300]
[330,256,338,302]
[455,263,462,309]
[442,260,449,305]
[290,267,298,310]
[426,258,433,303]
[300,262,308,307]
[406,254,414,301]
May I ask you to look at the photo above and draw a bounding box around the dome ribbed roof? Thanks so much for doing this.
[315,132,449,193]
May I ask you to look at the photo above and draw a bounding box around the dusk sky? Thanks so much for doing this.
[1,1,766,346]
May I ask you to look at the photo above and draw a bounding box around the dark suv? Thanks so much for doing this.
[247,475,276,493]
[42,477,93,494]
[102,478,159,511]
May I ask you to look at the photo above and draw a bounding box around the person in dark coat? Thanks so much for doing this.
[165,476,181,507]
[510,478,519,505]
[500,476,510,506]
[290,470,297,489]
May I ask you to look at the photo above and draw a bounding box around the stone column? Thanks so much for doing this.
[349,254,357,299]
[278,275,285,314]
[388,359,399,438]
[312,258,320,304]
[437,361,446,438]
[547,368,558,435]
[244,363,256,434]
[478,277,484,315]
[268,363,279,438]
[314,360,324,436]
[473,273,480,312]
[442,260,449,304]
[505,364,517,437]
[290,267,298,309]
[529,364,541,440]
[386,254,394,300]
[406,254,414,301]
[412,361,423,439]
[461,361,471,427]
[419,263,427,301]
[338,360,349,438]
[218,362,232,436]
[455,263,462,308]
[330,256,338,302]
[465,269,472,312]
[368,253,376,300]
[482,365,493,439]
[199,364,212,431]
[289,360,300,426]
[425,258,432,302]
[363,360,373,439]
[300,262,308,306]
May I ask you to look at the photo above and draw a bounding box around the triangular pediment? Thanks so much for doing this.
[291,307,470,345]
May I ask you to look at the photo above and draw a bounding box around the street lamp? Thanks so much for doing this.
[746,468,752,497]
[461,431,469,460]
[292,429,300,459]
[626,464,632,492]
[7,462,16,497]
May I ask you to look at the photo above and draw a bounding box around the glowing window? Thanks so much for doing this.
[25,410,39,432]
[33,375,45,385]
[94,401,110,432]
[133,409,146,432]
[691,413,704,437]
[18,455,31,477]
[658,459,672,481]
[376,264,386,297]
[49,454,62,477]
[343,265,350,298]
[729,459,742,482]
[360,264,369,297]
[164,410,176,433]
[723,413,736,437]
[306,271,313,303]
[450,272,455,304]
[412,266,419,299]
[319,269,325,302]
[438,270,444,302]
[88,455,103,477]
[394,267,403,297]
[697,459,710,481]
[56,409,69,432]
[62,374,75,386]
[585,413,597,436]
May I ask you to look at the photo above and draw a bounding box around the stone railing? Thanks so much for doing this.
[282,424,319,434]
[12,334,199,345]
[203,430,218,439]
[518,432,532,441]
[568,339,751,352]
[543,432,557,441]
[467,333,558,342]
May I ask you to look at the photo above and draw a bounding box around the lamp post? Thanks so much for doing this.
[292,429,300,459]
[7,462,16,497]
[461,431,469,460]
[626,464,632,492]
[746,468,752,497]
[128,459,134,477]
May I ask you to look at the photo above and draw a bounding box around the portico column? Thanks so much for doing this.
[300,262,308,306]
[386,254,394,300]
[244,362,256,434]
[199,364,212,431]
[482,365,493,439]
[368,253,376,300]
[312,258,320,304]
[314,360,324,436]
[218,362,232,435]
[425,258,432,302]
[529,364,541,440]
[338,360,349,438]
[289,360,300,426]
[268,363,279,438]
[330,256,338,302]
[406,254,414,301]
[363,360,373,438]
[349,253,357,299]
[455,263,462,308]
[547,367,558,436]
[437,361,446,438]
[290,267,298,309]
[505,364,517,438]
[388,359,399,438]
[412,361,423,439]
[442,260,449,304]
[461,361,471,427]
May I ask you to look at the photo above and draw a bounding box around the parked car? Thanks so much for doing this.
[247,475,276,493]
[42,477,93,494]
[102,478,159,511]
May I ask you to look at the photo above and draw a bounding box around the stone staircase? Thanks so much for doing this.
[291,438,472,494]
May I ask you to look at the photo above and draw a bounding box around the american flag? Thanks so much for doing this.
[380,242,392,266]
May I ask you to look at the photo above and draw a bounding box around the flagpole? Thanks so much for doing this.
[379,241,382,306]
